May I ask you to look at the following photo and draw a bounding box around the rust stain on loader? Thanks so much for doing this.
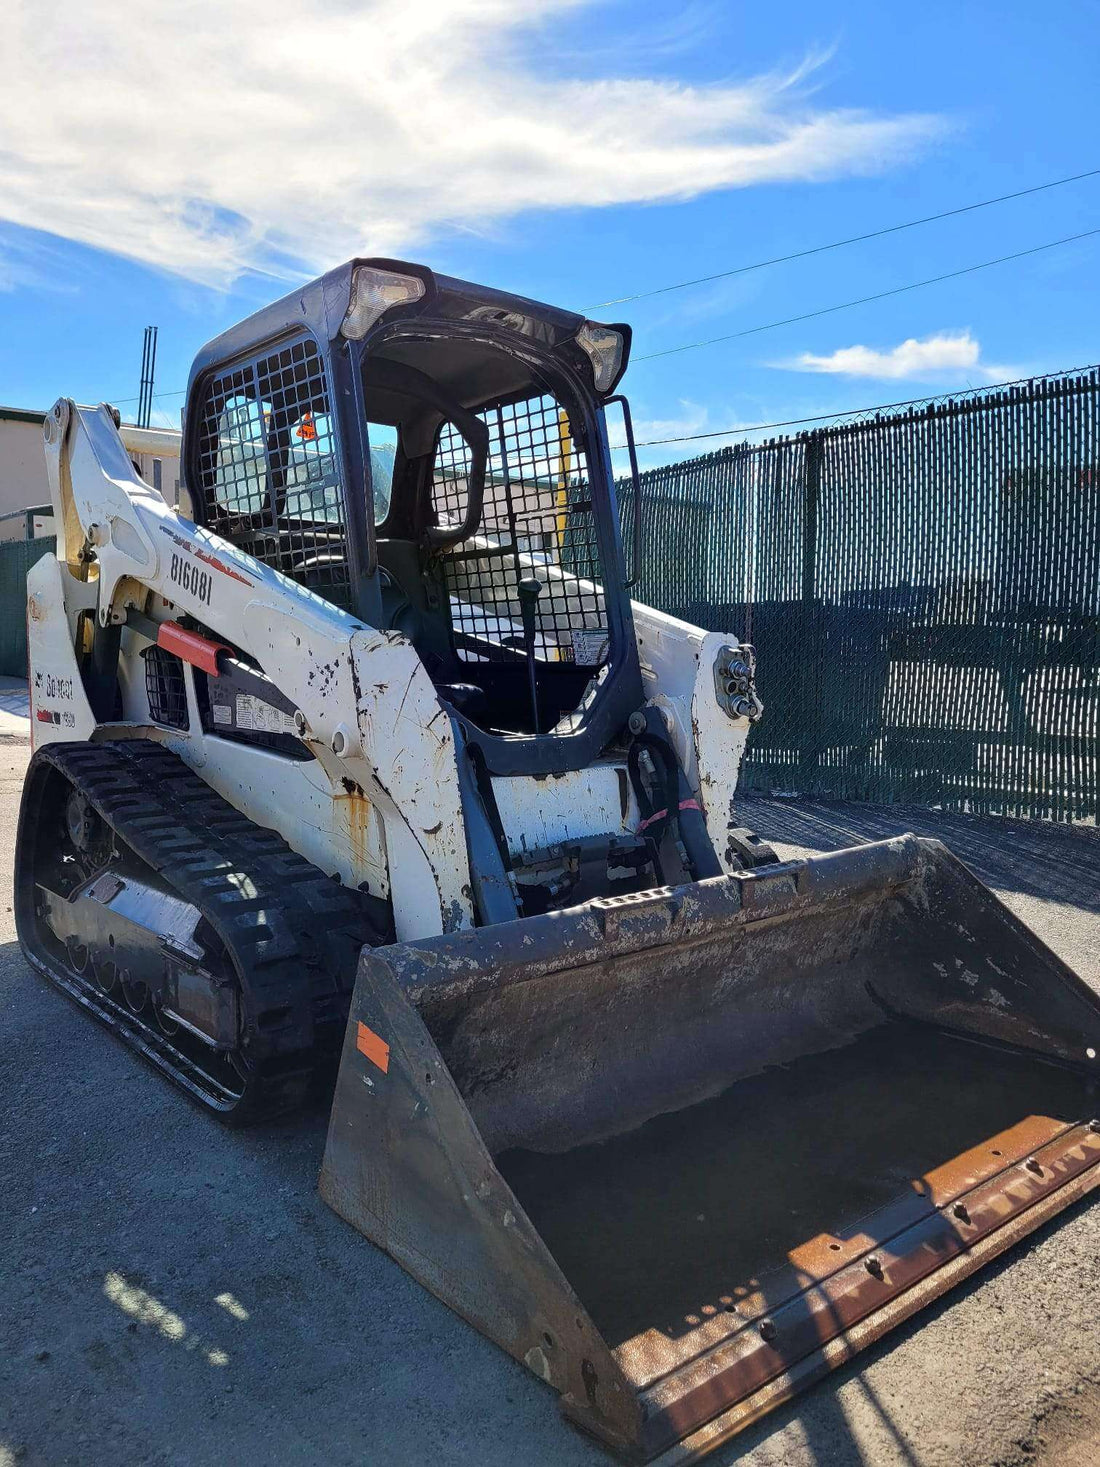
[335,787,372,870]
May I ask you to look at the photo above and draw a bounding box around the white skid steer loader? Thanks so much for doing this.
[17,259,1100,1462]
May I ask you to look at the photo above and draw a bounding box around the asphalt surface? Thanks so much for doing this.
[2,703,1098,1467]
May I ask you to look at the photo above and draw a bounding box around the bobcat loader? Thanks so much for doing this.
[17,259,1100,1462]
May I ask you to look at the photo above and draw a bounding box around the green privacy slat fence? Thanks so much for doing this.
[3,369,1097,821]
[623,368,1100,821]
[0,536,55,677]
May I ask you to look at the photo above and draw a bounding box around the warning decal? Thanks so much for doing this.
[356,1021,390,1074]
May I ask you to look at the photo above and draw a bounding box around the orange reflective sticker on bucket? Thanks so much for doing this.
[356,1021,390,1074]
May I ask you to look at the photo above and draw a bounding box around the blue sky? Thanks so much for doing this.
[1,0,1097,469]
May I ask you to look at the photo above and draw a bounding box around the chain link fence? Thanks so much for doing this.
[625,367,1100,821]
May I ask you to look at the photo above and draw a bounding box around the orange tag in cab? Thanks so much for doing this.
[356,1021,390,1073]
[296,411,318,441]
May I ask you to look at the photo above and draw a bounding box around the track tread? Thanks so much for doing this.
[17,738,385,1124]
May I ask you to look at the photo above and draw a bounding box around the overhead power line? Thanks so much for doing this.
[113,385,187,405]
[109,212,1100,404]
[634,227,1100,363]
[608,362,1099,451]
[584,165,1100,311]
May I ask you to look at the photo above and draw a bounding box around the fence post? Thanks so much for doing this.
[798,434,822,794]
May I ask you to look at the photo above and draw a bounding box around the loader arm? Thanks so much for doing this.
[35,396,474,939]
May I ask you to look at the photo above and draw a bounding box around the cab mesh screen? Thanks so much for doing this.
[432,395,609,667]
[192,337,352,609]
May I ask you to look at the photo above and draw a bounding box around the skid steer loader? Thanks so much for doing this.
[17,258,1100,1462]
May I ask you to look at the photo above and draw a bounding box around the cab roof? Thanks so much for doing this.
[188,258,594,388]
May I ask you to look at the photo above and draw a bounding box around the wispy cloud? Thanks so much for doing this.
[629,400,712,443]
[612,399,763,468]
[0,1,945,287]
[0,229,74,294]
[782,330,1012,382]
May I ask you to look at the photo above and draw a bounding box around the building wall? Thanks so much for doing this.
[0,410,50,539]
[0,407,181,542]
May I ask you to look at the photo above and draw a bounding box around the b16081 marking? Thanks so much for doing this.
[170,552,212,606]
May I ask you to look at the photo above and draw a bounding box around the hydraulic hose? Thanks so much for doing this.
[628,713,722,882]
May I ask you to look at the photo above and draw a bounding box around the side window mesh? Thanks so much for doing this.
[143,646,188,729]
[432,395,609,667]
[193,338,353,609]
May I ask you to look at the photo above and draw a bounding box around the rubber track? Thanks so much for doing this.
[18,739,383,1123]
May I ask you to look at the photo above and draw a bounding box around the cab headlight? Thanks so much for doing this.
[341,266,426,340]
[576,321,626,393]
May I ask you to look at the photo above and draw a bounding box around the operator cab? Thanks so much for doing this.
[183,260,644,775]
[367,325,620,739]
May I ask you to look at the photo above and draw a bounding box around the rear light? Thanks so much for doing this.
[340,266,425,340]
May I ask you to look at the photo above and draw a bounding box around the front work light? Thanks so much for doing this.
[575,321,625,394]
[341,266,426,340]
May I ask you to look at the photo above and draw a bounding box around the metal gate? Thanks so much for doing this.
[0,533,55,677]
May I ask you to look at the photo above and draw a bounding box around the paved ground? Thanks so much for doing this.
[0,676,31,741]
[2,699,1098,1466]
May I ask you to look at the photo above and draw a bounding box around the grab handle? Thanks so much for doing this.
[606,393,643,589]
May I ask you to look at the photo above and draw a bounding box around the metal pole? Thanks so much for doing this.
[137,325,159,429]
[799,433,822,794]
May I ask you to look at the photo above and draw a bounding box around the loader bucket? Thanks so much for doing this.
[320,835,1100,1462]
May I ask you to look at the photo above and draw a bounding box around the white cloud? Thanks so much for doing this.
[0,1,944,287]
[786,330,1004,381]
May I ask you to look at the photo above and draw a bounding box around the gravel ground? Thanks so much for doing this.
[2,723,1098,1467]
